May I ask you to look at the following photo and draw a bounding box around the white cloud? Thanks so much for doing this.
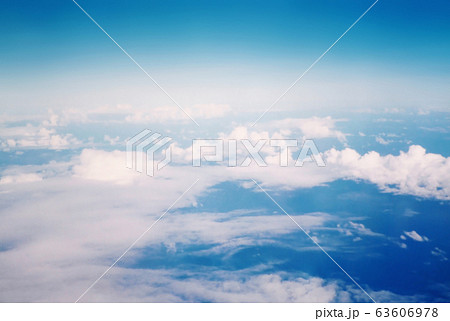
[41,109,60,127]
[325,145,450,200]
[403,209,419,217]
[96,272,340,303]
[72,149,138,184]
[403,231,429,242]
[221,144,450,201]
[0,173,42,185]
[73,140,450,203]
[166,117,346,169]
[0,115,81,150]
[347,222,383,237]
[79,268,424,302]
[0,155,340,302]
[269,117,347,142]
[417,109,430,116]
[375,136,391,145]
[420,126,448,134]
[104,135,120,146]
[0,146,440,302]
[431,247,448,261]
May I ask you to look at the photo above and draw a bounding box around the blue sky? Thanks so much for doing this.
[0,0,449,303]
[1,0,449,112]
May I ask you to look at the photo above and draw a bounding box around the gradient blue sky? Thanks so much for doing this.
[1,0,449,112]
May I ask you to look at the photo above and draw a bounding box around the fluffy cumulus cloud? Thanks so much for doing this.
[0,124,80,150]
[0,109,83,151]
[167,116,347,173]
[74,138,450,201]
[325,145,450,200]
[73,149,138,184]
[210,144,449,200]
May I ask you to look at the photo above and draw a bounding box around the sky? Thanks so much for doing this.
[1,0,449,112]
[0,0,449,303]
